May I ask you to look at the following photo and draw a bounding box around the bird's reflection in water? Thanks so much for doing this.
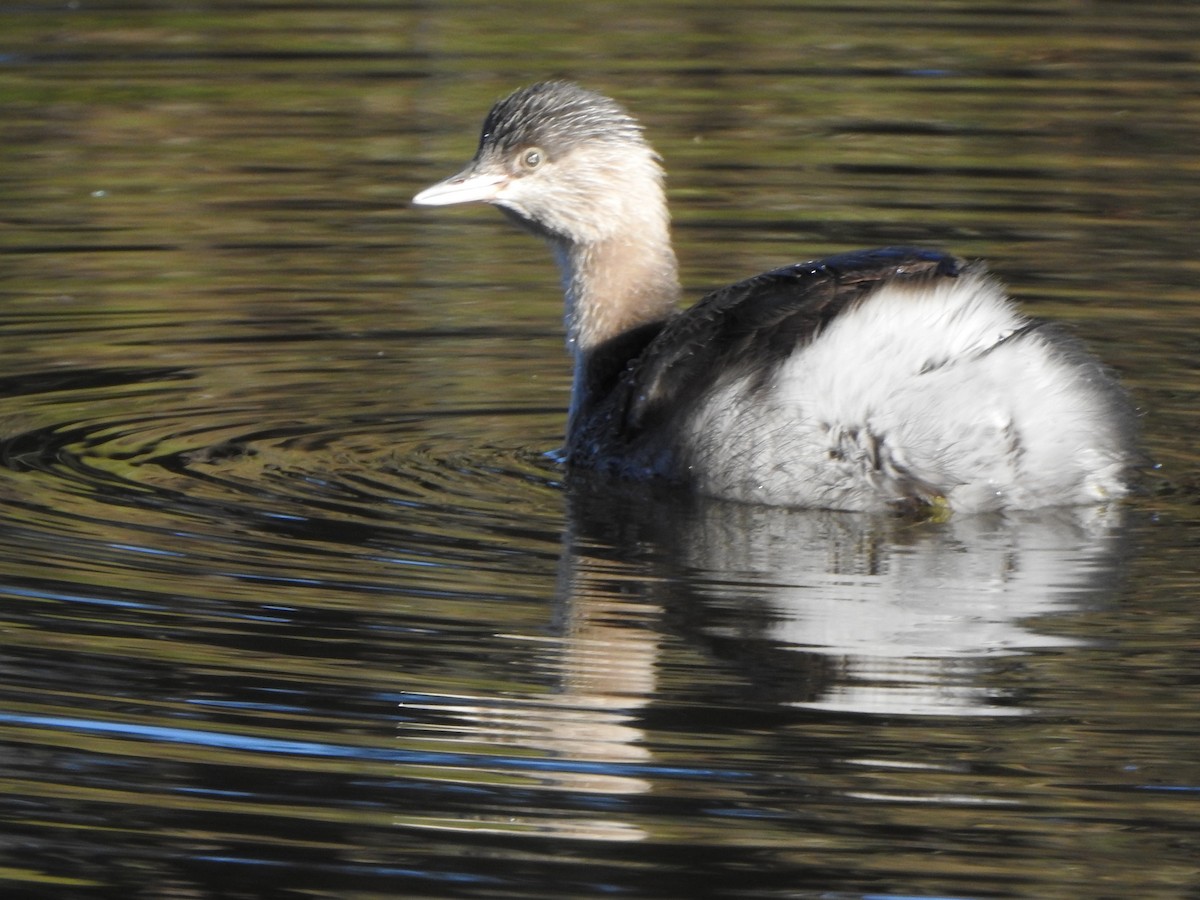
[402,477,1128,841]
[561,476,1128,717]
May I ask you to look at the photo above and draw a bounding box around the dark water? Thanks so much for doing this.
[3,3,1200,898]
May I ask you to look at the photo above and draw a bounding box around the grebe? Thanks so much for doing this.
[412,81,1137,512]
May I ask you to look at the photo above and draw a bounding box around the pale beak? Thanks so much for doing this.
[412,167,508,206]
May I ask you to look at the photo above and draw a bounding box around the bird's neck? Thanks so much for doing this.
[558,234,679,346]
[552,222,680,440]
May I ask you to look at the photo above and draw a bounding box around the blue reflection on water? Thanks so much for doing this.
[0,711,748,781]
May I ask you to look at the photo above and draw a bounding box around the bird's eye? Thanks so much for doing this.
[521,148,543,170]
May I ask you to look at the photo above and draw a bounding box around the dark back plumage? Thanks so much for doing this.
[610,247,961,435]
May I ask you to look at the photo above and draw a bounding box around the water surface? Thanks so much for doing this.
[2,3,1200,898]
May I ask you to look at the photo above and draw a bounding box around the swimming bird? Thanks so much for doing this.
[412,81,1137,512]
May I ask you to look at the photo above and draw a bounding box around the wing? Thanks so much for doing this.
[620,246,963,435]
